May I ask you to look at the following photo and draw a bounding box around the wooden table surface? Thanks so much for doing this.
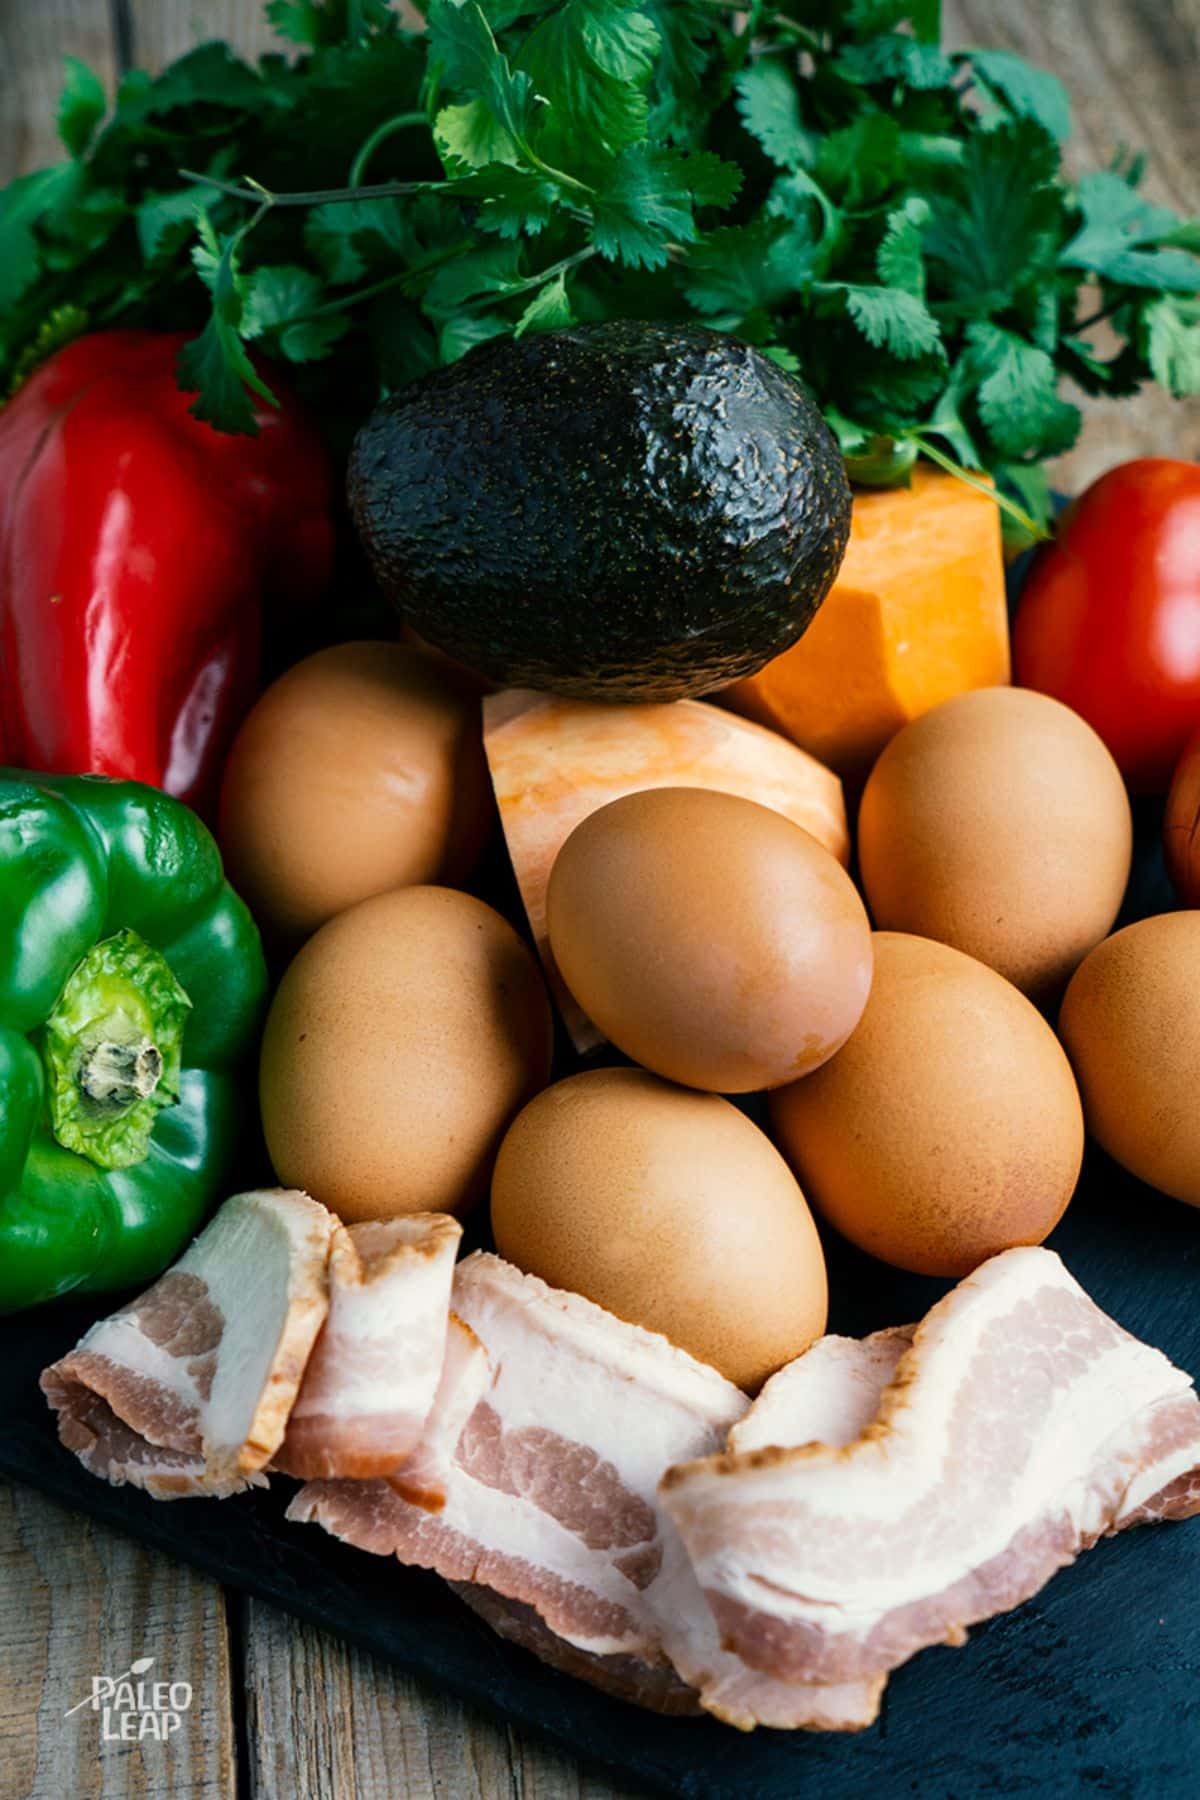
[1,4,1198,1798]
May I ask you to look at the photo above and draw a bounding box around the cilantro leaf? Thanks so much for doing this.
[734,59,814,173]
[4,304,89,395]
[962,48,1071,143]
[641,0,716,140]
[265,0,390,44]
[682,218,819,325]
[593,145,739,270]
[265,0,328,43]
[424,240,524,308]
[824,284,943,359]
[817,115,902,207]
[304,202,369,282]
[923,363,984,468]
[514,267,574,335]
[1062,171,1200,291]
[242,264,352,360]
[57,57,106,158]
[0,165,80,310]
[136,186,207,264]
[876,197,930,296]
[453,163,559,236]
[922,118,1062,311]
[439,310,512,362]
[177,217,278,434]
[517,0,659,171]
[1164,219,1200,253]
[963,321,1080,458]
[833,34,955,92]
[113,42,273,122]
[435,98,519,170]
[428,0,535,144]
[1143,295,1200,397]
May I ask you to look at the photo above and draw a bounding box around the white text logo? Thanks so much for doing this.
[65,1656,192,1741]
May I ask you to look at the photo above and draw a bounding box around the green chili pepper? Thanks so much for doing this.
[0,770,267,1313]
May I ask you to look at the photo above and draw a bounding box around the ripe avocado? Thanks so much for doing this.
[348,322,851,701]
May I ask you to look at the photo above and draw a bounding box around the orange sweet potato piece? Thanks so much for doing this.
[726,466,1010,782]
[484,692,848,1050]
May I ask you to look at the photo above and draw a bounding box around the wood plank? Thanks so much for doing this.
[944,0,1200,491]
[124,1,284,72]
[240,1596,647,1800]
[123,0,423,70]
[0,0,115,180]
[0,1481,237,1800]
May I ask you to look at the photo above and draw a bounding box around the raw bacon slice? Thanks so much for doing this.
[274,1213,462,1480]
[449,1582,704,1717]
[290,1252,746,1656]
[661,1246,1200,1687]
[657,1326,913,1731]
[42,1190,334,1499]
[289,1253,886,1731]
[483,690,848,1048]
[388,1313,492,1511]
[729,1326,913,1455]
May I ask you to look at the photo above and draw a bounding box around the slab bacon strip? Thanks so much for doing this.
[661,1246,1200,1687]
[274,1214,462,1480]
[41,1190,335,1498]
[288,1252,887,1731]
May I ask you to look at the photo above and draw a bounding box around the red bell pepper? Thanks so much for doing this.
[0,330,333,815]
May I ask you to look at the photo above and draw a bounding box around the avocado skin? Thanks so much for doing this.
[348,322,851,701]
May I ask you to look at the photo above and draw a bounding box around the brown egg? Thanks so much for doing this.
[260,886,552,1222]
[857,687,1132,999]
[219,641,492,941]
[1164,732,1200,904]
[545,787,873,1092]
[1059,912,1200,1207]
[491,1067,827,1390]
[770,932,1083,1277]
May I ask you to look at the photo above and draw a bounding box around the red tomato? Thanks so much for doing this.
[1165,729,1200,903]
[1013,459,1200,791]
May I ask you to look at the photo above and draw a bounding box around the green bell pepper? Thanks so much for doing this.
[0,770,267,1313]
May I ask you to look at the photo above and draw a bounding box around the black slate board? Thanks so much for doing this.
[4,538,1199,1799]
[3,1150,1199,1800]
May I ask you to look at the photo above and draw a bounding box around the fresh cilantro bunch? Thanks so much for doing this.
[3,0,1200,531]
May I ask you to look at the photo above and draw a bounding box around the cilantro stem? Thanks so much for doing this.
[772,17,823,50]
[295,240,476,320]
[348,113,429,188]
[1073,296,1129,334]
[907,433,1053,543]
[514,141,595,199]
[179,170,446,208]
[499,245,597,300]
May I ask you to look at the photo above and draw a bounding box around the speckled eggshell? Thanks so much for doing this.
[770,932,1084,1278]
[1059,911,1200,1207]
[219,641,493,942]
[857,687,1132,1000]
[545,787,873,1092]
[260,886,553,1222]
[490,1066,828,1391]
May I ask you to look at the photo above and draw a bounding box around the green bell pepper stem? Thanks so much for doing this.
[44,928,191,1170]
[0,771,267,1314]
